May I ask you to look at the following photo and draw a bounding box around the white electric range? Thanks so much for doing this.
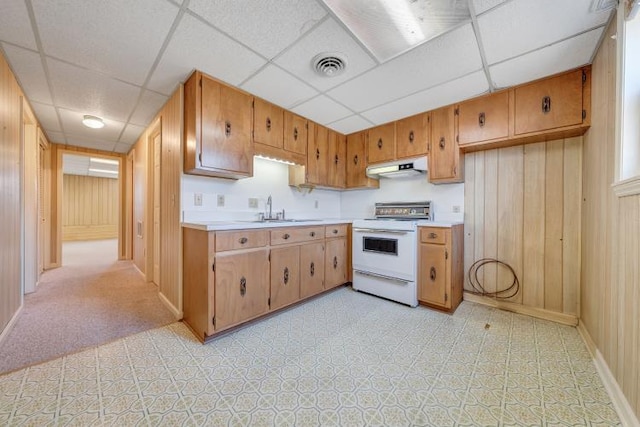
[351,201,432,307]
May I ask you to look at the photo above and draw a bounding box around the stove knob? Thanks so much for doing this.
[410,209,416,214]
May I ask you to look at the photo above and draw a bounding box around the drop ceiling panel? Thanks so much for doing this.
[58,108,125,142]
[130,90,169,126]
[240,65,318,109]
[32,0,179,86]
[489,28,603,88]
[0,1,37,50]
[362,70,489,125]
[148,13,267,96]
[327,23,482,112]
[48,59,141,123]
[479,0,611,65]
[30,102,61,132]
[292,95,352,125]
[113,142,133,154]
[188,0,327,60]
[326,114,374,135]
[2,44,53,105]
[44,131,66,145]
[119,124,146,145]
[472,0,508,15]
[65,134,117,152]
[274,17,377,91]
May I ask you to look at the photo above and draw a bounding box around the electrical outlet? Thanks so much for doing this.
[217,194,225,207]
[248,197,258,208]
[452,205,461,213]
[194,193,203,206]
[314,200,319,209]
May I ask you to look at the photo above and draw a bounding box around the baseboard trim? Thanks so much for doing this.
[463,292,578,326]
[0,304,24,347]
[593,349,640,427]
[159,291,182,320]
[576,320,597,356]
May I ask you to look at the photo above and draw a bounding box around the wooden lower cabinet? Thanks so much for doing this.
[215,249,270,330]
[300,242,325,298]
[417,225,464,312]
[183,224,349,342]
[270,246,300,310]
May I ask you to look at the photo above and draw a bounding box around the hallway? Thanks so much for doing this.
[0,240,175,374]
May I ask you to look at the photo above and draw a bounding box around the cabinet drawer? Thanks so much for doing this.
[325,224,348,238]
[215,230,269,251]
[271,226,325,245]
[420,227,446,244]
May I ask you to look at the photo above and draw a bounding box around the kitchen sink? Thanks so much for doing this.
[238,219,322,224]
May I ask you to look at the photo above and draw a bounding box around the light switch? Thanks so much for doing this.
[194,193,203,206]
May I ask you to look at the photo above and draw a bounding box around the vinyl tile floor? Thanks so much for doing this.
[0,287,620,426]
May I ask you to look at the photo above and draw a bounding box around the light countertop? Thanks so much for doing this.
[181,219,352,231]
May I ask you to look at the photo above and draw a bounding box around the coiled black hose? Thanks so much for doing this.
[467,258,520,299]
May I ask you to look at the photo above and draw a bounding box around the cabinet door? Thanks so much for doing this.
[429,105,463,183]
[300,242,325,298]
[396,112,429,159]
[325,238,347,289]
[419,244,447,306]
[367,122,396,164]
[215,250,269,330]
[307,123,330,186]
[328,131,346,188]
[283,112,307,155]
[201,77,253,176]
[514,69,584,135]
[253,98,284,149]
[458,91,509,145]
[346,131,378,189]
[270,246,300,310]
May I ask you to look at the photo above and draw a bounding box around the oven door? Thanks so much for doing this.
[352,227,416,281]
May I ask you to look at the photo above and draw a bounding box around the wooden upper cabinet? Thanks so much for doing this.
[429,105,463,183]
[458,91,509,145]
[367,122,396,164]
[396,112,429,159]
[328,131,346,188]
[514,68,585,135]
[184,71,253,179]
[283,111,307,155]
[346,131,379,189]
[253,98,284,149]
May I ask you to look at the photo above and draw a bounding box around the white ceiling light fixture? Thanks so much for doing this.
[82,115,105,129]
[322,0,471,62]
[312,52,348,77]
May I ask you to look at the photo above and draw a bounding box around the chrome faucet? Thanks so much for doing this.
[266,195,273,219]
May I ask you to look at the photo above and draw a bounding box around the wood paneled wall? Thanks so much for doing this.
[62,175,118,241]
[0,50,24,335]
[463,138,582,322]
[581,15,640,420]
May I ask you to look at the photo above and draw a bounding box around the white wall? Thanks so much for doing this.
[182,157,342,222]
[340,173,465,222]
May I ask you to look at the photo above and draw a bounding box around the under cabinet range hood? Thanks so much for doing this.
[366,156,428,179]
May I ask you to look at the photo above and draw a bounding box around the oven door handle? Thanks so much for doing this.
[354,269,410,285]
[352,227,411,235]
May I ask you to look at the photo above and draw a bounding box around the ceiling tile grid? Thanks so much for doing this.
[57,108,125,141]
[29,101,61,132]
[292,94,353,125]
[1,43,53,105]
[0,0,37,50]
[326,114,375,135]
[240,64,319,110]
[129,90,170,127]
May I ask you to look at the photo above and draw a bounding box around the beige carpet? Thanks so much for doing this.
[0,239,176,374]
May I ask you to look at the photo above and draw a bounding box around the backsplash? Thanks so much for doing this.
[182,157,341,222]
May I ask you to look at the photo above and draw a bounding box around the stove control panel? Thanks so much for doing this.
[374,201,432,220]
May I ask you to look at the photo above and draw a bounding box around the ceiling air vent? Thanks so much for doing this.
[312,53,347,77]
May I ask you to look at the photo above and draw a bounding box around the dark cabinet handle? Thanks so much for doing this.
[316,148,320,160]
[439,137,445,150]
[430,267,436,282]
[353,155,358,165]
[333,256,338,269]
[283,267,289,285]
[332,229,338,234]
[225,121,231,137]
[334,154,338,165]
[478,112,485,127]
[266,117,271,131]
[542,96,551,113]
[408,130,414,143]
[240,276,247,296]
[310,262,315,277]
[283,233,290,240]
[310,231,316,237]
[377,138,383,149]
[428,232,437,239]
[293,127,298,141]
[238,237,248,244]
